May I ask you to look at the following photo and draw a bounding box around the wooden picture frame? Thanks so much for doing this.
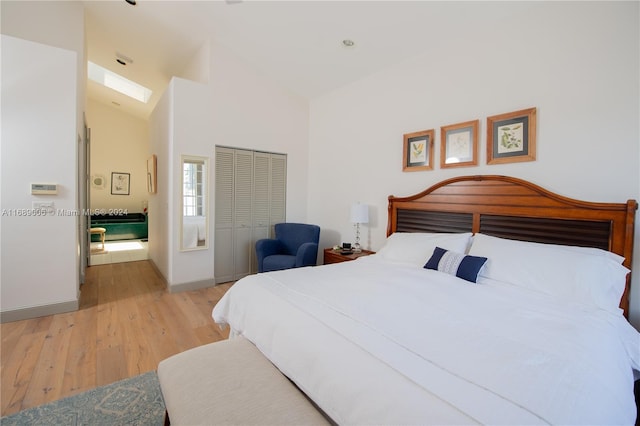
[402,129,434,172]
[440,119,479,168]
[147,154,157,194]
[111,172,130,195]
[487,107,536,164]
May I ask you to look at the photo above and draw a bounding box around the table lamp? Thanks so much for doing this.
[350,203,369,253]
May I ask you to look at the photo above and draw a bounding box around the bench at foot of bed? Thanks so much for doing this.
[157,336,330,425]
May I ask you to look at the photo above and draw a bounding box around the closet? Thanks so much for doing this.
[214,146,286,283]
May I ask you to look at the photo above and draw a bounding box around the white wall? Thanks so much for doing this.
[148,77,214,290]
[180,40,210,85]
[148,83,173,283]
[1,0,86,150]
[86,99,150,213]
[208,42,309,223]
[307,2,640,327]
[0,35,79,317]
[1,0,85,321]
[148,41,309,290]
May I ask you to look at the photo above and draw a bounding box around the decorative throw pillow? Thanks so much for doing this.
[424,246,488,283]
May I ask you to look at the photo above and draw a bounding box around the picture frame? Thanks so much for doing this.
[440,119,479,168]
[91,174,106,190]
[147,154,157,194]
[402,129,434,172]
[111,172,130,195]
[487,107,536,164]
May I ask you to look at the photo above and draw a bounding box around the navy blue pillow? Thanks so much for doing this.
[424,246,487,283]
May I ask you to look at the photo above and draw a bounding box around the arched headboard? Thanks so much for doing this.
[388,175,637,317]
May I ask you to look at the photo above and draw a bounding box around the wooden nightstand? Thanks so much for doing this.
[323,248,375,265]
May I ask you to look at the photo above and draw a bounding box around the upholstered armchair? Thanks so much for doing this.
[256,223,321,273]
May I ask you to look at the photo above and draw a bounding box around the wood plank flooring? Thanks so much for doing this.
[1,260,233,417]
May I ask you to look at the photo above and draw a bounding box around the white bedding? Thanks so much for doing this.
[212,255,640,425]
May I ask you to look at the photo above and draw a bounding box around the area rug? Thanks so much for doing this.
[1,371,165,426]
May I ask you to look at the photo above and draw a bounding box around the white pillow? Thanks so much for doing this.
[558,244,625,264]
[376,232,472,267]
[468,233,629,313]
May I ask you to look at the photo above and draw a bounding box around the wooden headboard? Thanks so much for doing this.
[387,175,637,317]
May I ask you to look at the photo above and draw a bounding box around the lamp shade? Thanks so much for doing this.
[350,203,369,224]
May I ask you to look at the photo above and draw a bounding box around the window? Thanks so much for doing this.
[88,61,152,103]
[183,159,205,217]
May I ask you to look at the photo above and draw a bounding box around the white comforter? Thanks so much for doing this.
[212,256,640,425]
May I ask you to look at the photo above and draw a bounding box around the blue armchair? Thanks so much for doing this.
[256,223,321,273]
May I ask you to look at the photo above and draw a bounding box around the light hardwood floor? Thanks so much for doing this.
[1,260,233,417]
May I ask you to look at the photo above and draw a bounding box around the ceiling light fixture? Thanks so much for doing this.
[342,39,355,48]
[115,52,133,65]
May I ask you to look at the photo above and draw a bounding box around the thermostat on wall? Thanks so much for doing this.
[31,183,58,195]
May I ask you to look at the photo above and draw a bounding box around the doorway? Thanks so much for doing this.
[85,100,151,266]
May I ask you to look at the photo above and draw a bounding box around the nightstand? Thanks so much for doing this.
[323,248,375,265]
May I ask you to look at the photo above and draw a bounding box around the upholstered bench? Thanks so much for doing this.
[157,336,330,425]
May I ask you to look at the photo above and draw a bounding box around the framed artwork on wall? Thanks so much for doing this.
[147,154,157,194]
[91,174,106,190]
[487,107,537,164]
[111,172,130,195]
[403,129,434,172]
[440,119,479,168]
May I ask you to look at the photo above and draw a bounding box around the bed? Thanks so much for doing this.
[212,175,639,425]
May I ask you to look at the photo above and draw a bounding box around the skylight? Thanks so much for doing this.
[88,61,152,103]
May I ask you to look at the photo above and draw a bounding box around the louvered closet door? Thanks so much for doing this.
[233,149,254,280]
[270,154,287,228]
[252,152,271,273]
[214,147,234,283]
[249,152,287,273]
[214,147,287,282]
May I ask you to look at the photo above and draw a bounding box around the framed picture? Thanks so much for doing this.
[111,172,130,195]
[402,129,434,172]
[487,107,536,164]
[440,119,479,168]
[147,155,157,194]
[91,174,106,190]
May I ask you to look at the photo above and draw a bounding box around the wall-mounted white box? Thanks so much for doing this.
[31,183,57,195]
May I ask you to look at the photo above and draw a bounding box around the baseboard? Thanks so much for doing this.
[168,278,216,293]
[0,299,79,323]
[144,259,215,293]
[147,259,168,288]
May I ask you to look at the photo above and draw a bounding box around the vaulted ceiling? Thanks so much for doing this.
[83,1,536,119]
